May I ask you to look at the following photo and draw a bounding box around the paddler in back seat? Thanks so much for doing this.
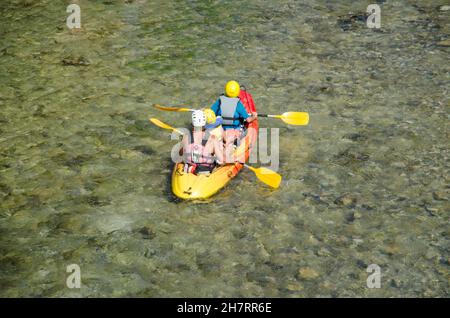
[209,80,257,163]
[182,110,222,174]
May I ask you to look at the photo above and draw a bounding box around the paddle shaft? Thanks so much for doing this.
[222,114,276,120]
[154,105,307,124]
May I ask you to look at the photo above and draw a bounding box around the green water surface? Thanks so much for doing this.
[0,0,449,297]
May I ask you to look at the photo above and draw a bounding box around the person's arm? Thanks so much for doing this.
[236,101,257,123]
[213,137,224,165]
[246,111,258,123]
[181,134,188,155]
[205,134,223,165]
[210,99,221,115]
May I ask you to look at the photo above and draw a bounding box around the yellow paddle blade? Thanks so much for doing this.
[153,104,194,112]
[278,112,309,125]
[245,165,282,189]
[149,118,185,135]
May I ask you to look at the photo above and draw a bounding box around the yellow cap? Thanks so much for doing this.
[203,108,216,124]
[225,80,240,98]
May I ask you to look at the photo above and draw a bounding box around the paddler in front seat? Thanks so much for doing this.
[181,110,219,174]
[210,80,257,163]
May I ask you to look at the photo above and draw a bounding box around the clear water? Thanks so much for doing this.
[0,0,448,297]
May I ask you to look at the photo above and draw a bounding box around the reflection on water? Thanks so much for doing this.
[0,0,449,297]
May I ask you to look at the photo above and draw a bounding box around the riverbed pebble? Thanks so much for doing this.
[334,194,357,207]
[298,267,319,280]
[138,226,156,240]
[437,39,450,47]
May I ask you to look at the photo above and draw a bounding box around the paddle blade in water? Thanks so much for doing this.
[280,112,309,125]
[254,167,282,189]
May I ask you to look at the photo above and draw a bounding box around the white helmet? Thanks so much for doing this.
[191,110,206,127]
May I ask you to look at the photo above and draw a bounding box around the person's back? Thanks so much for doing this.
[210,81,257,163]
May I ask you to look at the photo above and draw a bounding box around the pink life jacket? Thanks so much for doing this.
[183,130,215,165]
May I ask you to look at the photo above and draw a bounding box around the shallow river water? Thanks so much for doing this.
[0,0,449,297]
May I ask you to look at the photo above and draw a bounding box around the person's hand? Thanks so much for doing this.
[252,112,258,118]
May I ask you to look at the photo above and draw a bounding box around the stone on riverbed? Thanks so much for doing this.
[138,225,156,240]
[62,56,91,66]
[437,40,450,47]
[334,194,357,207]
[298,267,319,280]
[286,281,303,291]
[432,191,447,201]
[337,12,369,31]
[133,145,155,156]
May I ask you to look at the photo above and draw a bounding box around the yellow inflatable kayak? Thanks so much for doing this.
[172,88,258,200]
